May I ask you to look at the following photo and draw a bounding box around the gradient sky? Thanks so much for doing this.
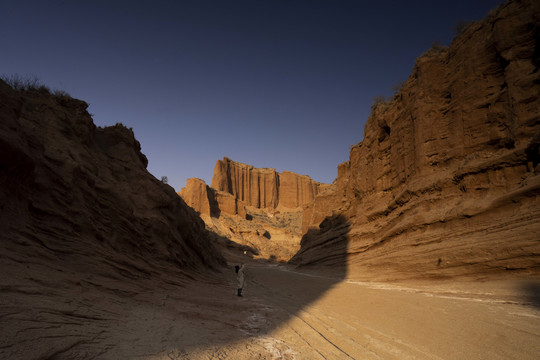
[1,0,502,190]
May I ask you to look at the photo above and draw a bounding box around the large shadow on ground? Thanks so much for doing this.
[155,214,351,357]
[2,180,349,359]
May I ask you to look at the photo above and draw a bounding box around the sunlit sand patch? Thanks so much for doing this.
[260,336,297,360]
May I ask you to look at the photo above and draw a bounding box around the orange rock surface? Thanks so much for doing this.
[179,178,215,216]
[179,177,247,218]
[211,157,328,210]
[293,0,540,280]
[180,172,305,261]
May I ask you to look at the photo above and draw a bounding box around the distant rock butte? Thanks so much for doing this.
[179,162,313,261]
[211,157,329,209]
[292,0,540,280]
[0,81,224,275]
[179,177,247,218]
[180,179,302,261]
[0,79,227,357]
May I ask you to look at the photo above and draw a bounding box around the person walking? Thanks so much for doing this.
[235,264,245,297]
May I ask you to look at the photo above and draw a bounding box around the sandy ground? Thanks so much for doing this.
[86,261,539,360]
[4,259,538,359]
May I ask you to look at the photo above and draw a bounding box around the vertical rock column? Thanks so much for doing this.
[211,157,326,210]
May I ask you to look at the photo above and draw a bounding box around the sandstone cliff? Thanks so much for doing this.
[0,80,224,357]
[179,158,327,261]
[211,157,328,209]
[179,177,247,218]
[293,0,540,280]
[180,175,303,262]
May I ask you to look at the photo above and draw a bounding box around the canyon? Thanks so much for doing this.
[1,0,539,358]
[180,0,540,281]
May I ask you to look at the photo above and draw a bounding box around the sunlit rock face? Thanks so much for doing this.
[294,0,540,280]
[211,157,279,209]
[179,161,319,262]
[179,178,215,217]
[210,157,328,210]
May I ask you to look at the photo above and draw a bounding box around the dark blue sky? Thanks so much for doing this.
[1,0,502,190]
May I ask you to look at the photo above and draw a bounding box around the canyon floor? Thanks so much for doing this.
[20,257,535,360]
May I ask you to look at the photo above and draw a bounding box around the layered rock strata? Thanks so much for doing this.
[293,0,540,280]
[180,159,321,261]
[211,157,328,209]
[180,175,303,261]
[179,177,247,218]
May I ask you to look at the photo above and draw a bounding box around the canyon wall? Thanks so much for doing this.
[0,79,225,276]
[0,80,225,357]
[293,0,540,280]
[211,157,328,209]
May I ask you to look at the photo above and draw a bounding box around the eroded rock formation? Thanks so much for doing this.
[293,0,540,280]
[179,178,215,217]
[204,207,304,262]
[179,177,247,218]
[179,178,304,261]
[179,159,323,261]
[211,157,328,209]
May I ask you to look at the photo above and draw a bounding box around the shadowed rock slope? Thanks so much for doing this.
[0,80,224,358]
[293,0,540,280]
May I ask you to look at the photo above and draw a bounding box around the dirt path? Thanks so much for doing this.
[136,263,540,360]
